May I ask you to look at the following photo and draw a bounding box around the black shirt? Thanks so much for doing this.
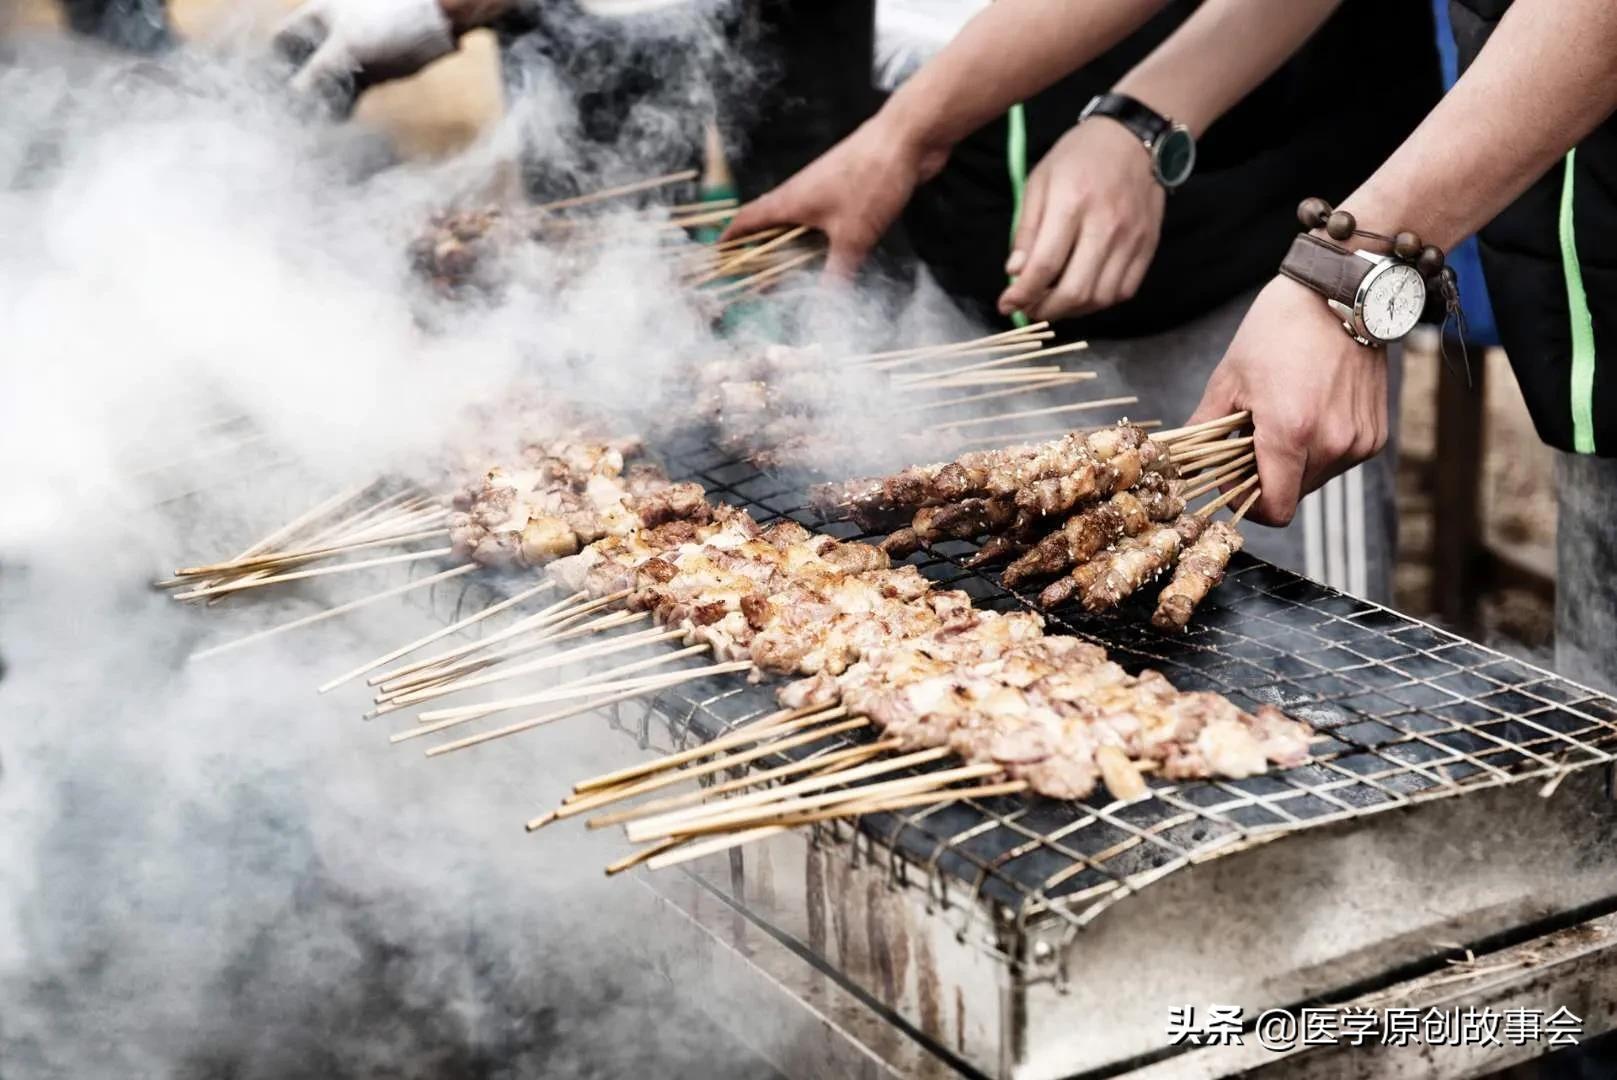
[906,0,1442,340]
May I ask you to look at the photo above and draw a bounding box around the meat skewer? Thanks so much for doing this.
[1001,473,1184,588]
[1152,487,1262,632]
[1038,475,1258,612]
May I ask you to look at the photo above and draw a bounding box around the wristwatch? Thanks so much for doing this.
[1078,92,1196,191]
[1279,233,1428,347]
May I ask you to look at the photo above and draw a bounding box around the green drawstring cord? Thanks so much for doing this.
[1006,103,1031,329]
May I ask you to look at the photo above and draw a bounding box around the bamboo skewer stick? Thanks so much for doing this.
[643,764,1004,841]
[382,626,685,709]
[174,482,370,580]
[1170,436,1255,464]
[932,395,1139,432]
[708,247,824,297]
[892,350,1054,386]
[530,714,869,830]
[415,645,720,724]
[370,589,603,689]
[188,564,477,662]
[635,780,1030,873]
[368,611,650,714]
[947,420,1162,448]
[322,580,558,694]
[425,662,755,758]
[1196,474,1260,518]
[862,338,1058,374]
[172,527,449,580]
[171,546,454,601]
[416,679,694,755]
[838,321,1052,366]
[534,169,698,213]
[1178,453,1256,502]
[689,224,810,286]
[623,746,952,841]
[1153,411,1251,443]
[585,738,903,830]
[1232,487,1263,524]
[898,375,1100,414]
[909,368,1086,389]
[571,704,845,794]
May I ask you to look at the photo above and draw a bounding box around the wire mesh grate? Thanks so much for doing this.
[600,434,1617,930]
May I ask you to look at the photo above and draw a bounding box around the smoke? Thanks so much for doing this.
[0,15,844,1079]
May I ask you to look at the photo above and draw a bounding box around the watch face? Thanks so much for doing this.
[1153,127,1196,188]
[1360,262,1427,342]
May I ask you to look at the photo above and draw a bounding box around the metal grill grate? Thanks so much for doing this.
[566,433,1617,932]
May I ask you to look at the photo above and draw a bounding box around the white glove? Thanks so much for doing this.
[276,0,458,96]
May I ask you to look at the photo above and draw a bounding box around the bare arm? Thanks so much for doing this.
[881,0,1174,158]
[1002,0,1345,319]
[1190,0,1617,528]
[1112,0,1342,137]
[1336,0,1617,248]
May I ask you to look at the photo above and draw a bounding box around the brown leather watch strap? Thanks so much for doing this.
[1278,233,1368,308]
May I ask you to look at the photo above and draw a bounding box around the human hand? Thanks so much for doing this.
[998,118,1165,321]
[275,0,460,98]
[721,115,950,279]
[1187,276,1391,526]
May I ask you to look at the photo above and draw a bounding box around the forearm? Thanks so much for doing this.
[881,0,1172,154]
[1342,0,1617,249]
[1114,0,1343,136]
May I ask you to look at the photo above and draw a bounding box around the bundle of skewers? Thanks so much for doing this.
[810,411,1260,632]
[284,422,1310,870]
[690,321,1131,474]
[411,166,832,312]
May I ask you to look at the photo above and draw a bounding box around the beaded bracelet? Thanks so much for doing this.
[1296,197,1453,286]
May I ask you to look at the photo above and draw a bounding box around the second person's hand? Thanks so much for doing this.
[998,117,1165,321]
[722,115,951,280]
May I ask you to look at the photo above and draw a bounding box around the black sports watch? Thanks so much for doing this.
[1078,92,1197,191]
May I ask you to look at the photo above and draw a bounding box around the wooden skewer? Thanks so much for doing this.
[171,546,453,601]
[585,738,903,830]
[708,247,824,297]
[624,746,953,841]
[892,349,1054,386]
[908,368,1082,389]
[644,764,1005,840]
[1196,474,1260,518]
[898,375,1099,415]
[533,169,698,213]
[1232,487,1263,524]
[689,224,810,286]
[322,580,558,694]
[696,226,790,257]
[414,678,689,754]
[425,662,754,758]
[530,715,870,830]
[371,589,601,689]
[571,704,844,794]
[414,644,718,724]
[947,419,1162,448]
[662,197,738,215]
[383,626,685,709]
[369,611,649,712]
[664,206,739,229]
[636,780,1031,873]
[187,564,477,662]
[168,482,370,582]
[932,395,1139,432]
[1152,411,1251,443]
[863,338,1058,374]
[1178,454,1256,502]
[172,527,449,580]
[1170,436,1255,464]
[390,651,680,743]
[839,322,1052,366]
[183,489,419,597]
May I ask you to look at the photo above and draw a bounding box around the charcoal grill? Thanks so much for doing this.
[428,434,1617,1079]
[163,430,1617,1079]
